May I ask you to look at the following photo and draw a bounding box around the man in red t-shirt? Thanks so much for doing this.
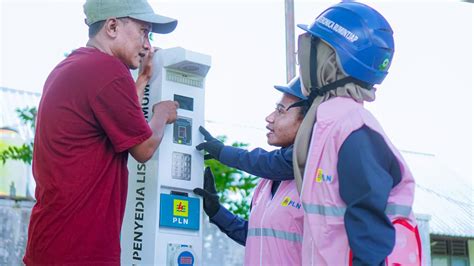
[23,0,179,264]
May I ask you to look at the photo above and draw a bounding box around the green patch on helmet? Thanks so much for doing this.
[378,58,390,71]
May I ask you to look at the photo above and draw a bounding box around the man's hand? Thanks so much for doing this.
[136,47,157,101]
[131,99,178,163]
[138,47,155,80]
[196,126,224,160]
[152,101,179,124]
[193,167,220,218]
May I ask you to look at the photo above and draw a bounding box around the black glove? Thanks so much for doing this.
[196,126,224,160]
[193,167,220,218]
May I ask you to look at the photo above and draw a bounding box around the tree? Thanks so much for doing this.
[0,106,36,165]
[205,136,258,220]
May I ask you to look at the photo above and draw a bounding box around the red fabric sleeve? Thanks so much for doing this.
[91,77,152,153]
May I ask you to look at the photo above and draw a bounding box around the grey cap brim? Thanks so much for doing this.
[129,13,177,34]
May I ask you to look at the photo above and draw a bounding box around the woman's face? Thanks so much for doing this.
[265,93,303,147]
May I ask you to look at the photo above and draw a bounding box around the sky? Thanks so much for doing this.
[0,0,473,183]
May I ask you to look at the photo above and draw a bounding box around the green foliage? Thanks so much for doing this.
[0,106,36,165]
[16,106,37,130]
[205,136,258,220]
[0,144,33,165]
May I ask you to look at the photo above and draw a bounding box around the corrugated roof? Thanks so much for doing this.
[403,151,474,238]
[0,87,41,141]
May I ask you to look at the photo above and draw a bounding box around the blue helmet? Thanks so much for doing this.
[298,2,394,85]
[274,76,307,100]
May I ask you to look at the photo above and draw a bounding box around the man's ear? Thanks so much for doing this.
[104,18,119,38]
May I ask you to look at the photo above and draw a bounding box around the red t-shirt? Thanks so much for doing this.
[24,47,152,265]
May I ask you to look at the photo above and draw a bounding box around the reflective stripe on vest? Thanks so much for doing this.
[247,228,303,243]
[385,204,412,217]
[303,203,412,217]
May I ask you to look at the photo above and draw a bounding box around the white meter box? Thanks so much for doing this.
[121,47,211,266]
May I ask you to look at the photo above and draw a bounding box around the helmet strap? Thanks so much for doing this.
[309,36,319,93]
[286,36,319,113]
[287,76,373,112]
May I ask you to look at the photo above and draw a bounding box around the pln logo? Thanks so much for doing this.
[173,199,189,217]
[315,168,333,183]
[281,196,301,209]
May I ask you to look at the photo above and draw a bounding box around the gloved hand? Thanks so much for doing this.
[196,126,224,160]
[193,167,220,218]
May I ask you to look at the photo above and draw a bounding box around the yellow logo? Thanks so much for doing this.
[315,168,323,183]
[280,196,301,209]
[281,196,291,206]
[315,168,333,183]
[173,199,188,217]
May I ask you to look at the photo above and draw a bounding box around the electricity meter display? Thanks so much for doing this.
[172,152,191,181]
[173,117,192,145]
[174,94,194,111]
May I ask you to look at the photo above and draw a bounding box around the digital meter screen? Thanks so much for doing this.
[174,94,194,111]
[173,117,192,145]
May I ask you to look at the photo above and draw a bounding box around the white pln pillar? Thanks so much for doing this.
[121,47,211,266]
